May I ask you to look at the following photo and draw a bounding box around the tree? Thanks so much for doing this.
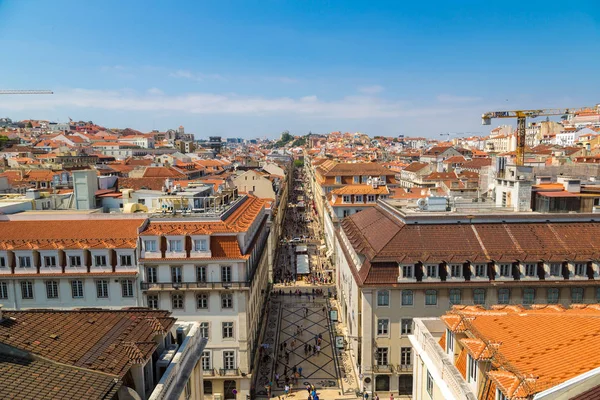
[26,121,33,128]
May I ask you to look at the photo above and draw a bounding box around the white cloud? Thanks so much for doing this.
[436,94,482,103]
[169,69,225,82]
[358,85,384,95]
[147,87,164,95]
[0,87,467,120]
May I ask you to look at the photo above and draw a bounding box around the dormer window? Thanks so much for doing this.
[367,195,376,202]
[194,239,208,252]
[335,176,341,184]
[474,264,487,278]
[498,263,512,278]
[342,195,351,204]
[524,263,537,277]
[44,256,57,268]
[0,257,5,268]
[450,264,463,278]
[548,263,561,277]
[144,240,157,252]
[18,256,32,268]
[401,265,414,279]
[574,263,587,277]
[355,195,363,202]
[95,255,107,267]
[169,239,183,252]
[69,256,82,267]
[353,176,360,184]
[468,355,478,383]
[446,329,454,355]
[426,264,438,278]
[120,255,133,266]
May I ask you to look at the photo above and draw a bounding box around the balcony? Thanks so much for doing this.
[141,281,250,290]
[203,368,217,376]
[372,364,394,373]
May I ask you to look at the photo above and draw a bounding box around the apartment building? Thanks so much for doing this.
[0,308,207,400]
[334,199,600,397]
[412,305,600,400]
[0,217,146,310]
[138,195,270,399]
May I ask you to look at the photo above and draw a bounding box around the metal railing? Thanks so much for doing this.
[219,368,241,376]
[141,281,250,290]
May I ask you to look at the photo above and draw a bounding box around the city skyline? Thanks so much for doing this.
[0,0,599,138]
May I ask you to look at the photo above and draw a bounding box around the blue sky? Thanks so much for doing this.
[0,0,598,139]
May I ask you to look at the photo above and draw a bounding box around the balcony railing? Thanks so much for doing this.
[219,368,241,376]
[373,364,394,373]
[141,281,250,290]
[203,368,216,376]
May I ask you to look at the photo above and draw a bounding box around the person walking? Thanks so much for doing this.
[284,384,290,397]
[389,394,394,400]
[298,366,303,376]
[374,394,379,400]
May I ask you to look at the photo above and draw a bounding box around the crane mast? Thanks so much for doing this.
[482,105,600,166]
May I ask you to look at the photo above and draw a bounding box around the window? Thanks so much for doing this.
[355,195,363,202]
[45,281,58,299]
[376,348,388,365]
[402,290,413,306]
[574,263,587,277]
[172,294,184,309]
[522,288,536,305]
[148,295,159,309]
[400,347,412,366]
[221,293,233,309]
[121,280,134,297]
[21,281,34,299]
[69,256,82,267]
[71,280,83,298]
[550,263,562,277]
[171,267,182,283]
[197,266,207,282]
[377,319,389,335]
[342,195,351,203]
[184,380,192,400]
[353,176,360,184]
[144,240,157,252]
[401,318,412,335]
[474,264,487,278]
[222,322,234,338]
[377,290,390,306]
[168,239,182,252]
[204,381,213,395]
[335,176,341,184]
[194,239,208,252]
[402,265,413,279]
[223,351,235,369]
[468,355,478,383]
[399,375,413,396]
[367,195,376,202]
[18,256,31,268]
[201,351,211,370]
[221,266,232,282]
[498,288,510,304]
[474,288,486,305]
[426,265,438,278]
[450,264,462,278]
[0,257,5,268]
[147,267,157,283]
[547,288,559,304]
[524,263,537,277]
[496,389,508,400]
[200,322,209,338]
[426,371,434,397]
[597,288,600,303]
[120,255,133,266]
[571,287,584,303]
[343,210,351,218]
[375,375,390,392]
[197,294,208,309]
[94,255,107,267]
[96,280,109,298]
[425,290,437,306]
[0,281,8,299]
[44,256,57,267]
[446,329,454,354]
[498,263,512,277]
[449,289,461,305]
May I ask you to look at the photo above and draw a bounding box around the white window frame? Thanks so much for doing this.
[473,264,487,278]
[474,288,486,305]
[201,351,211,371]
[222,321,234,339]
[377,318,389,336]
[171,266,183,283]
[172,293,185,309]
[468,354,478,383]
[221,292,233,309]
[0,257,6,268]
[197,266,207,282]
[450,264,462,278]
[69,255,82,268]
[18,256,32,268]
[194,239,208,252]
[21,281,34,299]
[43,256,57,268]
[549,263,562,277]
[523,288,535,305]
[547,288,559,304]
[120,254,133,266]
[71,280,84,298]
[449,289,461,305]
[0,281,8,299]
[96,280,109,298]
[498,288,510,304]
[148,294,159,309]
[425,289,437,306]
[401,264,414,279]
[446,329,454,355]
[377,290,390,307]
[376,347,389,366]
[147,267,158,283]
[223,351,236,370]
[426,371,434,397]
[94,255,107,267]
[496,389,508,400]
[200,322,210,338]
[168,239,183,252]
[401,290,413,306]
[401,318,412,335]
[197,293,208,309]
[45,280,59,299]
[400,347,412,367]
[342,195,351,204]
[144,239,157,252]
[574,263,587,277]
[221,265,232,282]
[498,263,512,278]
[572,287,584,303]
[524,263,537,277]
[121,280,134,298]
[425,264,439,279]
[355,195,363,202]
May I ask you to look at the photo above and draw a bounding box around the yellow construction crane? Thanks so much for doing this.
[481,104,600,166]
[0,90,53,94]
